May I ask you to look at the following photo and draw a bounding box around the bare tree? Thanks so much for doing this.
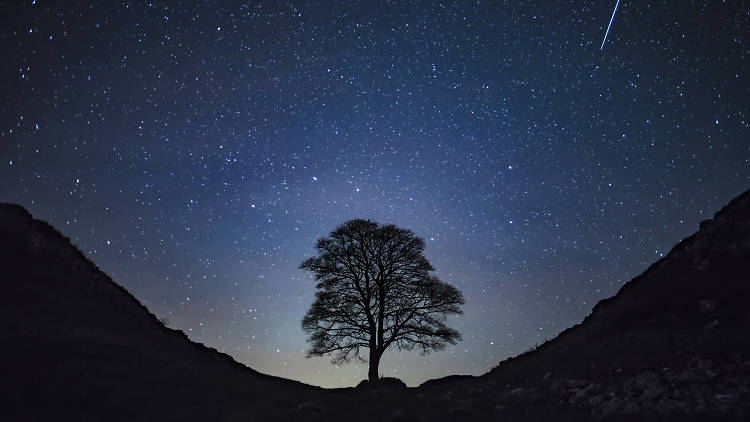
[300,219,464,382]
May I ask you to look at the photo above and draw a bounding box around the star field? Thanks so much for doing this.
[1,1,748,387]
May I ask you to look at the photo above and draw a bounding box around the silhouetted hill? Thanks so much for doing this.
[419,188,750,420]
[0,204,328,421]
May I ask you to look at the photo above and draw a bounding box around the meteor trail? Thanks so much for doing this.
[600,0,620,50]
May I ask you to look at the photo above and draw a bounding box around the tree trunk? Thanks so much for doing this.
[368,349,381,382]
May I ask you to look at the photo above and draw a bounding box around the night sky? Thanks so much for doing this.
[1,1,748,388]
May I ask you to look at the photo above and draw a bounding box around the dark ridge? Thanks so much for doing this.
[0,203,322,421]
[482,190,750,381]
[588,187,750,320]
[418,188,750,419]
[0,202,308,384]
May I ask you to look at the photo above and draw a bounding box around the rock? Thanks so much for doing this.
[671,370,702,384]
[696,259,710,271]
[598,397,621,416]
[565,379,589,389]
[632,372,658,389]
[569,383,595,404]
[509,387,525,396]
[588,394,605,407]
[714,393,737,403]
[703,319,720,331]
[298,401,325,415]
[470,387,484,395]
[643,385,667,401]
[356,377,407,392]
[698,300,717,314]
[622,400,640,414]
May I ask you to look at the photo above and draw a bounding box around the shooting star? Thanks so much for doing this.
[600,0,620,50]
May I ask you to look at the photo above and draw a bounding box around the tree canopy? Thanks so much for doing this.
[300,219,464,381]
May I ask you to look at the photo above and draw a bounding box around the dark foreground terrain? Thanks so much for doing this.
[2,188,749,421]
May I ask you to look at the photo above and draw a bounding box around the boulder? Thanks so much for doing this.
[356,377,408,393]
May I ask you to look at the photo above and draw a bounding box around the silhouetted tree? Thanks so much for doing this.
[300,219,464,382]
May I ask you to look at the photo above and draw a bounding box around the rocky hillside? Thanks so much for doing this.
[0,203,332,421]
[419,188,750,420]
